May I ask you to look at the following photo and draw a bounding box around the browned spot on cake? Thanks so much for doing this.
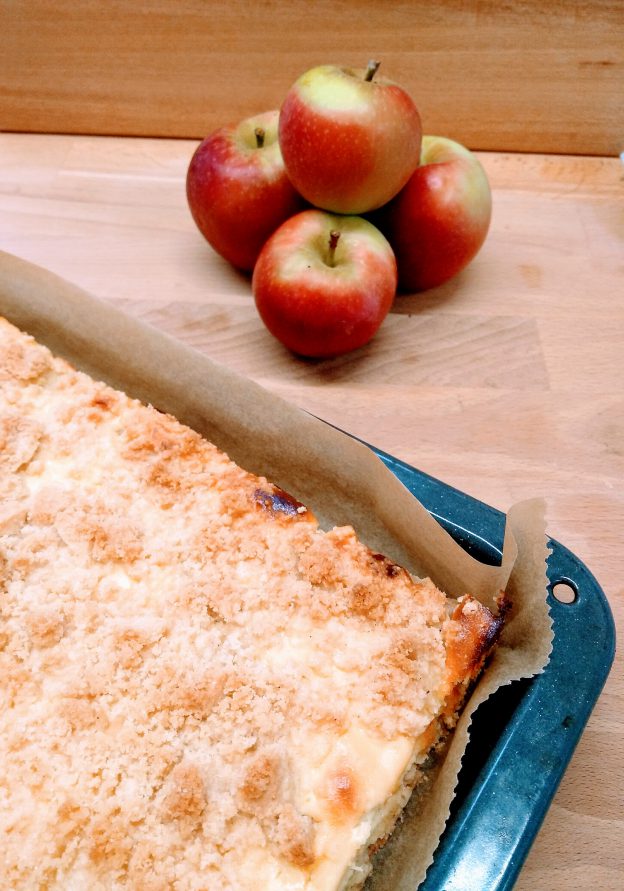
[115,625,156,670]
[161,761,206,821]
[56,502,143,563]
[311,708,348,734]
[25,607,65,648]
[148,746,180,785]
[324,765,360,823]
[240,752,279,803]
[12,528,63,574]
[59,698,107,731]
[53,799,89,860]
[125,414,190,456]
[173,580,226,621]
[57,797,88,829]
[123,412,211,466]
[371,654,422,714]
[90,391,116,411]
[147,457,186,493]
[272,803,315,868]
[386,634,420,676]
[0,656,28,696]
[154,663,225,718]
[222,486,260,521]
[298,535,341,586]
[66,387,122,425]
[348,581,388,620]
[127,844,174,891]
[88,811,132,869]
[123,411,218,496]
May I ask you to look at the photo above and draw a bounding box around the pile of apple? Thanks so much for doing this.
[186,61,492,358]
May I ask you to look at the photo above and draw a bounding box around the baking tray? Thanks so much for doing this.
[368,442,616,890]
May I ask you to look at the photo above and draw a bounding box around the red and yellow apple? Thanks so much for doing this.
[278,62,422,215]
[375,135,492,292]
[186,109,304,272]
[252,209,397,357]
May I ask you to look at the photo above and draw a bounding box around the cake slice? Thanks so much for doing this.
[0,316,504,890]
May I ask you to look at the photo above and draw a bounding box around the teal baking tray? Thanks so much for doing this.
[372,443,616,890]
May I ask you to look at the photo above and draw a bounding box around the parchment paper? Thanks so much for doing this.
[0,250,553,888]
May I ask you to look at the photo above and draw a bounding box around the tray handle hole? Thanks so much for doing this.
[551,581,577,604]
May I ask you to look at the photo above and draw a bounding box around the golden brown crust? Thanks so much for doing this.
[445,595,504,685]
[441,595,505,723]
[0,316,506,890]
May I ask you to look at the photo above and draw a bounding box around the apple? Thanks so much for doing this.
[252,209,397,357]
[375,135,492,292]
[186,109,304,271]
[278,61,422,215]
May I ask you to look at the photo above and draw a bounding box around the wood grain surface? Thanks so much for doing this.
[1,0,623,156]
[0,132,623,888]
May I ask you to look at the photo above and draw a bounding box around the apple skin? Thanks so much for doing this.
[186,109,304,272]
[278,64,422,215]
[374,135,492,292]
[252,209,397,357]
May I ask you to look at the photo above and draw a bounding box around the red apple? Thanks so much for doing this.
[252,209,397,357]
[278,62,422,215]
[376,135,492,292]
[186,109,304,271]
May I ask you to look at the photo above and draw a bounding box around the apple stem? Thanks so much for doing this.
[254,127,265,149]
[364,60,381,82]
[327,230,340,267]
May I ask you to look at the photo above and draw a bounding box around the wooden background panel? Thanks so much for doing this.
[1,0,622,156]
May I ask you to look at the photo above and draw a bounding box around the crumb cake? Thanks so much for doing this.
[0,316,504,890]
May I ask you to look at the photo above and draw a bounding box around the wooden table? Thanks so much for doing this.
[1,133,622,889]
